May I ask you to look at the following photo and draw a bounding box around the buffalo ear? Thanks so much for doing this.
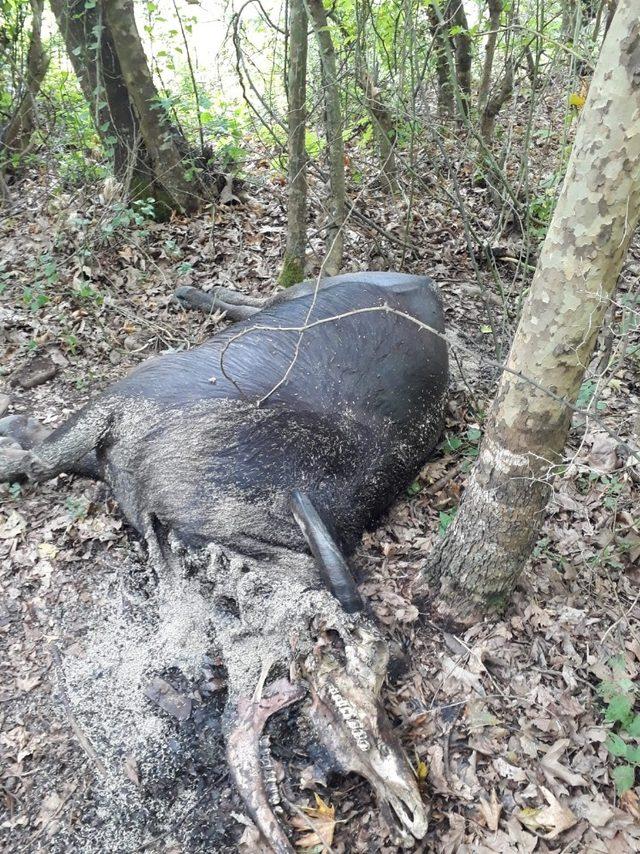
[290,490,364,614]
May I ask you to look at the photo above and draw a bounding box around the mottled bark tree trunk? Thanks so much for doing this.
[1,0,49,162]
[603,0,618,39]
[304,0,345,276]
[103,0,202,214]
[420,0,640,621]
[279,0,308,287]
[49,0,151,195]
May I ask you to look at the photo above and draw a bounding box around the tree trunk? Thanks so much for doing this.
[1,0,49,161]
[103,0,202,215]
[50,0,153,198]
[478,0,502,113]
[359,71,399,195]
[479,60,514,142]
[427,5,454,119]
[561,0,581,42]
[304,0,345,276]
[420,0,640,622]
[279,0,308,287]
[447,0,472,118]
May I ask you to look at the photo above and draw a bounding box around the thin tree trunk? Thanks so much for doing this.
[359,71,399,195]
[427,5,454,118]
[523,42,537,86]
[1,0,49,160]
[280,0,308,287]
[103,0,202,214]
[478,0,503,113]
[49,0,151,197]
[304,0,345,276]
[419,0,640,621]
[353,0,398,194]
[447,0,472,118]
[479,60,514,142]
[561,0,580,42]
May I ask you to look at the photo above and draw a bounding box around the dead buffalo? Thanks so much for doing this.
[0,271,448,852]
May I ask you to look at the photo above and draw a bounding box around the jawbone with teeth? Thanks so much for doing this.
[209,545,429,853]
[303,620,429,842]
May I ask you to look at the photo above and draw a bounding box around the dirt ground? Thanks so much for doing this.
[1,139,640,853]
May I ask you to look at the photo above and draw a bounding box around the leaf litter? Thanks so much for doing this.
[1,94,639,853]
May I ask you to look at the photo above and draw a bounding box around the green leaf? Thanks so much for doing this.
[576,378,596,409]
[606,694,634,724]
[439,509,457,535]
[480,325,493,334]
[444,436,462,451]
[626,745,640,764]
[466,428,482,441]
[598,680,621,700]
[406,480,421,496]
[612,764,635,793]
[606,733,628,758]
[626,715,640,738]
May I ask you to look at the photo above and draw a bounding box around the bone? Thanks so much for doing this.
[225,678,304,854]
[303,623,429,842]
[259,735,283,811]
[325,683,371,751]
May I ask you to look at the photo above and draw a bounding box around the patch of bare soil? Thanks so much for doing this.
[1,123,639,853]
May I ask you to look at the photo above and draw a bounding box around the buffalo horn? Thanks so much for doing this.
[290,490,364,614]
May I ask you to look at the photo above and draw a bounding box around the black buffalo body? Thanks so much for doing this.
[33,272,448,563]
[0,271,449,851]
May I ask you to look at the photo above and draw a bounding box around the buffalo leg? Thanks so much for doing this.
[173,285,264,320]
[0,405,112,483]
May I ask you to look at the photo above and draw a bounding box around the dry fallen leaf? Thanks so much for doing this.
[518,786,578,839]
[37,541,59,560]
[291,793,336,850]
[492,756,528,782]
[16,674,41,693]
[35,791,64,827]
[144,676,192,721]
[540,738,588,787]
[237,817,272,854]
[425,743,451,792]
[586,433,619,472]
[0,510,27,540]
[572,793,615,828]
[440,655,486,696]
[123,755,140,787]
[478,788,501,832]
[620,788,640,820]
[439,812,466,854]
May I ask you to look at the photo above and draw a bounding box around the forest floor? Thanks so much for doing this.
[1,115,640,853]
